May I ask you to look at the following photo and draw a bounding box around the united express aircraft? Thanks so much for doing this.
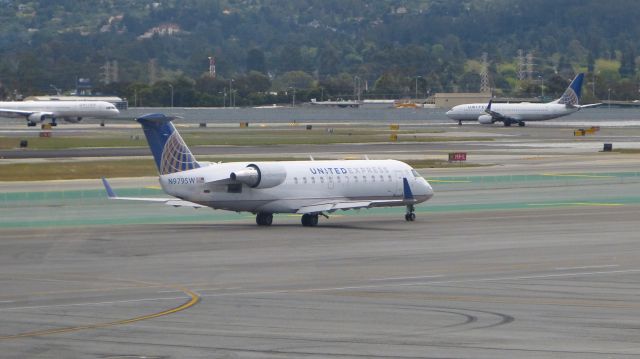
[446,73,599,126]
[102,114,434,226]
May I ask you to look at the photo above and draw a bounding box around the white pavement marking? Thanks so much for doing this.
[555,264,619,271]
[200,268,640,298]
[4,269,639,311]
[369,275,444,281]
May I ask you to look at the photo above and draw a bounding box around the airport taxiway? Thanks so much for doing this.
[1,165,640,358]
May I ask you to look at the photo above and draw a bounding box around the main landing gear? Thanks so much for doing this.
[503,120,525,127]
[301,213,319,227]
[405,204,416,222]
[256,212,273,226]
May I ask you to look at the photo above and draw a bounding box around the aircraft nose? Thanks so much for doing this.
[445,109,456,119]
[415,178,434,201]
[423,179,434,200]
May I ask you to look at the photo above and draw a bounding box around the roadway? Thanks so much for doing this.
[1,167,640,358]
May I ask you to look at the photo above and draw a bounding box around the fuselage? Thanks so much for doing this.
[446,102,579,122]
[0,100,120,118]
[159,159,433,214]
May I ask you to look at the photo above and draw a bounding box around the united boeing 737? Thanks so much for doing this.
[446,73,598,126]
[102,114,434,226]
[0,100,120,127]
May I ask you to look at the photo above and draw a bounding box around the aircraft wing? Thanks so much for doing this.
[296,200,373,214]
[296,198,415,214]
[101,178,206,208]
[0,108,51,118]
[296,178,417,214]
[484,100,523,122]
[484,100,507,120]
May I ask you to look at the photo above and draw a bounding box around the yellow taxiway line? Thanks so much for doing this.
[0,287,200,340]
[528,202,624,207]
[542,173,615,179]
[427,179,472,183]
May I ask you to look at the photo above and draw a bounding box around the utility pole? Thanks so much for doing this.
[415,76,422,99]
[169,84,174,108]
[288,87,296,107]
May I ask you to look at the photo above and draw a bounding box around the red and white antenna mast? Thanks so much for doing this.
[208,56,216,78]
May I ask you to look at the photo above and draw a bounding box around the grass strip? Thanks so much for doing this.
[1,130,492,150]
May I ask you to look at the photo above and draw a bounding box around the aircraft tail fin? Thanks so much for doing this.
[555,73,584,106]
[136,113,200,175]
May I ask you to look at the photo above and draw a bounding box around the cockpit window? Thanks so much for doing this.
[411,169,422,178]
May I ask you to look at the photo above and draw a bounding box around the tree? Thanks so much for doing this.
[273,71,315,90]
[545,74,570,98]
[619,46,636,78]
[246,48,267,74]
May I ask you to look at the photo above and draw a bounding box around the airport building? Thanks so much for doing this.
[433,92,491,109]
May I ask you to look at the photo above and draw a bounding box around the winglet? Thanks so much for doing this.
[484,99,493,113]
[402,178,414,200]
[101,177,117,198]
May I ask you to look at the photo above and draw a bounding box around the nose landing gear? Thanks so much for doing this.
[405,204,416,222]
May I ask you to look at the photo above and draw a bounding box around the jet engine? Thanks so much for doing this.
[230,163,287,189]
[27,113,47,122]
[478,114,494,124]
[63,117,82,123]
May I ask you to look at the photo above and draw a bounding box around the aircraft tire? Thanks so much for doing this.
[518,121,526,127]
[256,212,273,226]
[301,213,319,227]
[503,121,512,127]
[405,213,416,222]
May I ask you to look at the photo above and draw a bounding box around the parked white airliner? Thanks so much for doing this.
[0,100,120,127]
[446,73,598,126]
[102,113,434,226]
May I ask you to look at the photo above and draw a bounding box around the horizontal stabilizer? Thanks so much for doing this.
[101,177,205,208]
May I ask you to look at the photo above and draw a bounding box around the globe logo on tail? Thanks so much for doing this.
[160,131,200,175]
[558,87,579,106]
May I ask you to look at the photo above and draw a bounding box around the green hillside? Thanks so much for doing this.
[1,0,638,105]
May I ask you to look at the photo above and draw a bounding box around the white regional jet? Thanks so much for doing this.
[0,100,120,127]
[102,113,434,226]
[446,73,598,126]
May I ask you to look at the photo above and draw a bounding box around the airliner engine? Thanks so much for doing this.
[478,114,494,124]
[230,163,287,188]
[27,113,46,122]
